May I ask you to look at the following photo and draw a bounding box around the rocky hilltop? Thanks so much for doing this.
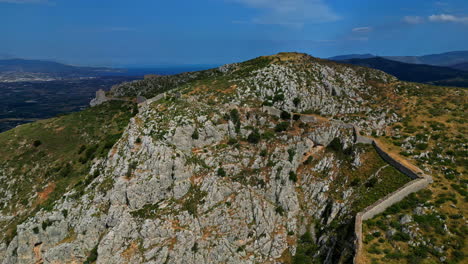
[0,53,465,264]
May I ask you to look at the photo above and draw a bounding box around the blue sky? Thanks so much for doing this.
[1,0,467,66]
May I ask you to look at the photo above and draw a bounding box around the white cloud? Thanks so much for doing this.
[230,0,340,27]
[429,14,468,23]
[352,27,372,33]
[403,16,424,24]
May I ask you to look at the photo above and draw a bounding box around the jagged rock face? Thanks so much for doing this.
[1,100,363,263]
[0,53,407,263]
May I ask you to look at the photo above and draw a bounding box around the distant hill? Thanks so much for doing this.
[340,57,468,87]
[451,62,468,71]
[383,51,468,67]
[0,58,125,82]
[0,59,122,75]
[0,54,14,60]
[330,51,468,69]
[328,54,375,61]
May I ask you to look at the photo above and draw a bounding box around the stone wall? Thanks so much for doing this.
[90,89,133,107]
[361,178,430,221]
[372,141,425,180]
[138,92,166,111]
[353,126,373,145]
[261,106,282,117]
[353,139,432,263]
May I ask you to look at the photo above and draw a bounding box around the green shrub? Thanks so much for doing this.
[289,171,298,182]
[293,97,301,107]
[130,203,159,218]
[414,214,444,232]
[364,234,375,243]
[288,149,296,162]
[59,163,72,178]
[365,178,377,188]
[229,109,241,133]
[350,178,360,186]
[303,156,313,165]
[393,231,410,242]
[84,246,98,264]
[217,167,226,177]
[280,111,291,120]
[102,133,122,152]
[415,143,428,150]
[191,242,198,253]
[41,220,54,231]
[191,130,199,140]
[81,144,98,164]
[182,185,207,216]
[293,231,319,264]
[228,138,238,145]
[368,244,382,254]
[275,122,289,132]
[33,140,42,147]
[385,251,404,260]
[261,130,275,140]
[229,109,240,124]
[453,250,464,262]
[328,138,342,152]
[78,145,86,154]
[275,205,285,216]
[273,93,285,102]
[247,130,261,144]
[236,245,246,252]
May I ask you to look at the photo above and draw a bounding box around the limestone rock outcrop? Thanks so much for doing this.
[0,53,412,264]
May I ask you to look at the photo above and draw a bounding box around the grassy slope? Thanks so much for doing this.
[361,84,467,264]
[0,101,136,244]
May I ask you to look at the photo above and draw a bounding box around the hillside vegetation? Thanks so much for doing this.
[361,83,467,264]
[0,101,136,246]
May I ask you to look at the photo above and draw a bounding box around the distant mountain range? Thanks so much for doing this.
[451,62,468,71]
[329,51,468,71]
[338,57,468,88]
[0,58,217,82]
[384,51,468,67]
[327,54,376,61]
[0,59,119,74]
[0,58,126,82]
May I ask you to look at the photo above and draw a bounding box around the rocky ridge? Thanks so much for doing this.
[0,53,417,263]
